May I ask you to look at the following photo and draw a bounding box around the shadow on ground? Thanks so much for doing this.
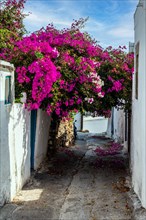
[0,133,132,220]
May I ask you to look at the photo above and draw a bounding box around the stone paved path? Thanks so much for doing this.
[0,133,132,220]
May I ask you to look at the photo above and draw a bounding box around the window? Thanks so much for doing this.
[5,76,11,104]
[135,42,139,100]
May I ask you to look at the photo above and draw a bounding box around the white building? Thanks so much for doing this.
[0,60,51,206]
[131,0,146,208]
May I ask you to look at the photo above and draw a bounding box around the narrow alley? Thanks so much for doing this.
[0,133,132,220]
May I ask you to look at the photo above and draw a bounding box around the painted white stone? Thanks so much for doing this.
[131,0,146,208]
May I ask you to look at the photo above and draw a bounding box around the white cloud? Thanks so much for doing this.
[26,13,42,23]
[108,26,133,38]
[24,0,83,31]
[107,11,134,39]
[25,12,71,27]
[128,0,139,6]
[104,0,119,15]
[84,19,106,32]
[23,0,136,49]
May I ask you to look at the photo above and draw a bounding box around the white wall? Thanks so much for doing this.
[131,0,146,208]
[0,104,13,206]
[11,104,31,200]
[0,60,14,205]
[74,112,81,131]
[113,109,125,143]
[0,61,30,206]
[106,115,113,138]
[34,109,51,170]
[0,60,52,206]
[106,108,127,146]
[83,116,108,134]
[0,104,31,206]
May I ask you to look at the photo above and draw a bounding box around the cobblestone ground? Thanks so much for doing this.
[0,133,132,220]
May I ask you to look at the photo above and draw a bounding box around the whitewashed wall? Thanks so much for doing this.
[0,103,30,206]
[10,104,30,201]
[0,61,30,206]
[106,108,126,144]
[34,109,51,170]
[0,61,14,206]
[131,0,146,208]
[106,116,112,137]
[74,112,81,131]
[112,108,125,143]
[0,60,52,206]
[83,116,108,134]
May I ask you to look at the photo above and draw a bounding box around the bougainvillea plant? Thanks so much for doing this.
[0,0,134,150]
[0,0,27,35]
[0,0,28,51]
[0,0,134,120]
[1,20,105,119]
[86,46,134,117]
[0,0,29,102]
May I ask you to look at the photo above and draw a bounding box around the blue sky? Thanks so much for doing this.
[24,0,138,49]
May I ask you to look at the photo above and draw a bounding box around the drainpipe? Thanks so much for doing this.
[128,41,134,154]
[111,108,114,137]
[81,114,83,131]
[128,111,131,154]
[125,111,128,142]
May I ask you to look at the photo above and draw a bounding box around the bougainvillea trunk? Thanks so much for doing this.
[48,112,75,154]
[48,112,61,154]
[57,118,75,147]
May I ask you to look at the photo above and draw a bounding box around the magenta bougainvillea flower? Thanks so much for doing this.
[0,2,134,119]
